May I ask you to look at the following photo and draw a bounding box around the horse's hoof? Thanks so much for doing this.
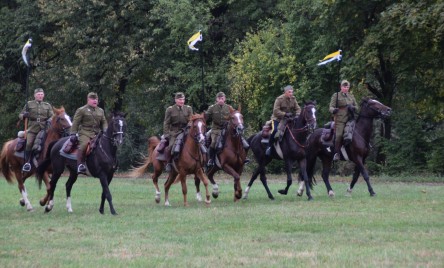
[212,192,219,199]
[44,207,52,213]
[297,191,303,197]
[307,196,313,201]
[278,189,288,195]
[99,209,104,214]
[370,192,376,197]
[111,211,118,215]
[328,191,335,197]
[155,198,161,204]
[27,207,35,212]
[19,199,25,207]
[39,199,46,206]
[269,195,275,200]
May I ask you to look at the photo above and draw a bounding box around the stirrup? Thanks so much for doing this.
[165,163,172,172]
[265,147,271,156]
[77,164,87,174]
[244,158,250,164]
[22,163,31,172]
[207,159,214,167]
[333,153,340,161]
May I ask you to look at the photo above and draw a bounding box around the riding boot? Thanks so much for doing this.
[241,136,250,150]
[164,149,172,172]
[22,150,32,172]
[77,150,87,175]
[207,148,215,167]
[266,133,275,156]
[333,139,342,161]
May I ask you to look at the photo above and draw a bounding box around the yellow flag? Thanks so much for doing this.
[317,50,342,66]
[187,31,202,51]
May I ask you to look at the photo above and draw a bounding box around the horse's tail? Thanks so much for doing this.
[0,140,15,183]
[36,140,57,187]
[129,136,160,178]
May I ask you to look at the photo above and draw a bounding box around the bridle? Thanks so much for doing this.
[190,118,206,145]
[230,111,244,137]
[102,118,125,147]
[286,104,317,148]
[52,113,72,137]
[358,99,392,120]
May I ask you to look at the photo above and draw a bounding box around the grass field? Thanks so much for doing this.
[1,174,443,267]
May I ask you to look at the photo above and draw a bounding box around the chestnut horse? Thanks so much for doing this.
[164,114,211,206]
[0,107,71,211]
[243,101,317,201]
[196,108,246,201]
[36,112,127,215]
[295,98,391,197]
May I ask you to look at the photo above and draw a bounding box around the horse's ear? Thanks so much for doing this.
[237,103,241,113]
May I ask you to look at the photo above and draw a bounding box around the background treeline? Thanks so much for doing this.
[0,0,443,175]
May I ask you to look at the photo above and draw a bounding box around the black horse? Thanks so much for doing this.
[295,98,391,197]
[36,112,127,215]
[242,101,317,201]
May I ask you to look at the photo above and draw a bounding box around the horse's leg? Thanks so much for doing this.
[297,173,305,197]
[221,165,242,201]
[207,167,219,198]
[164,172,176,206]
[196,168,211,205]
[300,159,313,201]
[15,172,33,211]
[242,167,261,199]
[45,171,62,213]
[259,168,274,200]
[65,170,78,213]
[321,157,335,197]
[353,159,375,196]
[194,176,202,202]
[278,159,294,196]
[178,173,189,207]
[39,172,51,206]
[152,167,162,204]
[98,174,117,215]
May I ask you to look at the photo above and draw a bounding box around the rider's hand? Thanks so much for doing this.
[285,112,293,118]
[347,105,356,112]
[22,112,30,118]
[70,134,78,143]
[332,108,339,114]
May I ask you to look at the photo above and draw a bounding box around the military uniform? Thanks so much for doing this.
[70,104,108,152]
[205,103,233,148]
[19,100,54,151]
[163,104,193,153]
[329,91,358,145]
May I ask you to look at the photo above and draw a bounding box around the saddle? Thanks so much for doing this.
[14,131,26,152]
[60,134,100,159]
[321,121,335,147]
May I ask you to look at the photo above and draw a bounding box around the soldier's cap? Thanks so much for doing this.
[175,92,185,99]
[283,85,294,92]
[87,92,98,99]
[34,88,44,94]
[216,92,225,98]
[341,80,350,86]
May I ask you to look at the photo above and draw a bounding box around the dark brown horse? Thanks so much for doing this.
[164,113,211,206]
[295,98,391,197]
[36,112,127,214]
[243,101,317,200]
[0,107,71,211]
[197,108,247,201]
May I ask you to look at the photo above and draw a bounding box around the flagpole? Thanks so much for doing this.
[200,45,205,112]
[21,38,32,140]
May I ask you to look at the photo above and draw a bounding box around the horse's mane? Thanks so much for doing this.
[190,113,205,121]
[53,106,65,116]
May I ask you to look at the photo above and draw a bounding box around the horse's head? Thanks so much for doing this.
[299,101,317,133]
[108,112,127,146]
[189,113,206,144]
[229,108,245,136]
[51,106,72,136]
[360,98,392,119]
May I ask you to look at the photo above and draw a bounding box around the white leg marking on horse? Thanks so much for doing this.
[212,184,219,194]
[297,182,305,196]
[47,199,54,210]
[196,192,202,202]
[328,190,335,197]
[66,197,73,213]
[165,199,171,207]
[242,186,250,199]
[21,187,33,211]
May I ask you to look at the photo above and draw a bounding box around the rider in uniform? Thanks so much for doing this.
[205,91,249,166]
[69,92,108,174]
[157,92,193,172]
[19,88,54,172]
[329,80,358,161]
[266,85,301,156]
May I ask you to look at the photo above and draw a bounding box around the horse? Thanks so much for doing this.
[0,107,72,211]
[164,113,211,206]
[295,97,391,197]
[36,112,127,214]
[242,101,317,201]
[197,108,247,201]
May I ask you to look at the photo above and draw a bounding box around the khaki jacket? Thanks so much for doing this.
[19,100,54,134]
[329,92,358,123]
[71,105,108,138]
[205,103,233,131]
[163,104,193,138]
[271,94,301,121]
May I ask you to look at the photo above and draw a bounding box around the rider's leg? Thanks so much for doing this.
[333,122,345,161]
[22,132,36,172]
[77,135,89,174]
[266,120,279,156]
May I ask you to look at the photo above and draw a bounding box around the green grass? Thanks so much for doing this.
[0,174,443,267]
